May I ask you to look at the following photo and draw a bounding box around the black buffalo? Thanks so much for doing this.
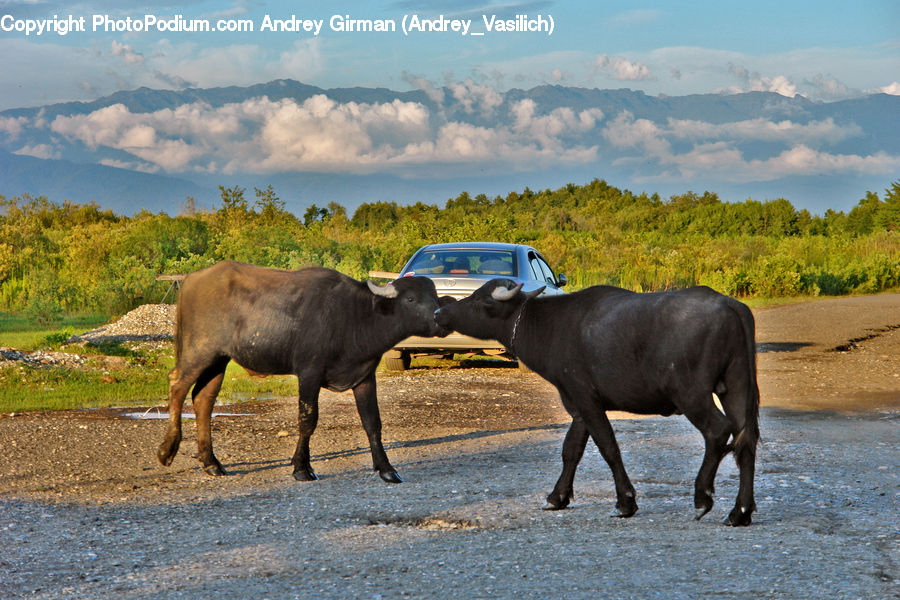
[435,279,760,526]
[157,261,448,483]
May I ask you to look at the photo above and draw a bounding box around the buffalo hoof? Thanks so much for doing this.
[542,493,571,511]
[724,505,754,527]
[157,447,173,467]
[157,441,179,466]
[292,467,319,482]
[611,499,638,518]
[379,470,403,484]
[610,506,638,518]
[203,463,227,476]
[694,490,714,521]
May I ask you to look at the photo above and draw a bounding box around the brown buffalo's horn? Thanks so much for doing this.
[367,280,398,298]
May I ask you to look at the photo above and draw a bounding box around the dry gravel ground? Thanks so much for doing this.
[1,294,898,599]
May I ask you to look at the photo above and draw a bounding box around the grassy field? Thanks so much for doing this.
[0,312,110,350]
[0,350,300,413]
[0,312,299,413]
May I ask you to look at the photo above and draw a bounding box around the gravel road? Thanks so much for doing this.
[1,294,898,599]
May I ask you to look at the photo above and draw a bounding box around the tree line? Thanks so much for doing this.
[1,179,898,322]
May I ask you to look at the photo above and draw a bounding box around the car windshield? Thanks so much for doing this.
[405,249,517,276]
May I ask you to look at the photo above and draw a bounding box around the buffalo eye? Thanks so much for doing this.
[406,295,416,303]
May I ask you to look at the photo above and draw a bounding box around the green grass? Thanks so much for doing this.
[0,313,301,412]
[0,362,168,412]
[0,312,109,350]
[0,355,300,413]
[218,362,298,403]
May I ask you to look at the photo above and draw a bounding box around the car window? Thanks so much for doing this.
[536,256,558,286]
[528,255,542,281]
[405,250,516,276]
[528,252,557,286]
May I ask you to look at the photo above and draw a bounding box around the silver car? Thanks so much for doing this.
[382,242,567,370]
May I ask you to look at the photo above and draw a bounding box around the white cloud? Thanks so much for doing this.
[51,104,134,149]
[446,78,503,117]
[13,144,59,159]
[602,111,671,157]
[666,117,861,146]
[99,158,160,173]
[742,146,900,180]
[110,40,144,66]
[402,74,506,119]
[44,94,604,175]
[402,72,445,104]
[0,115,28,139]
[728,64,797,97]
[241,95,432,172]
[598,45,896,102]
[805,74,853,101]
[595,54,652,81]
[603,110,900,183]
[431,122,506,162]
[512,99,603,150]
[20,78,896,185]
[879,82,900,95]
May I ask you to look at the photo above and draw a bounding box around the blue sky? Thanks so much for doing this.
[1,0,898,110]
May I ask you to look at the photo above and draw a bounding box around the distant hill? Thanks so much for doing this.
[0,150,212,215]
[1,80,897,215]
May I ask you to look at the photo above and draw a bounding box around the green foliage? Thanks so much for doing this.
[1,180,898,318]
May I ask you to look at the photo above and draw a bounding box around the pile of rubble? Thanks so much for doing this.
[0,347,87,368]
[66,304,177,345]
[1,304,177,369]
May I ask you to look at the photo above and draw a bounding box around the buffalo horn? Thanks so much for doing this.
[491,282,523,301]
[526,286,546,299]
[367,280,398,298]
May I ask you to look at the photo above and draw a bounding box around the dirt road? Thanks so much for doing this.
[1,294,898,599]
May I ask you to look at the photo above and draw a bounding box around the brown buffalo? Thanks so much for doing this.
[157,261,448,483]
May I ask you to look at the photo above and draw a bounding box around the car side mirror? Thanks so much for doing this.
[557,273,568,287]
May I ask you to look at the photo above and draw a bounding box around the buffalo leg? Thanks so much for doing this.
[579,401,638,517]
[192,360,229,476]
[544,416,589,510]
[682,394,734,521]
[729,429,757,527]
[353,373,401,483]
[158,366,197,466]
[719,381,759,527]
[291,375,321,481]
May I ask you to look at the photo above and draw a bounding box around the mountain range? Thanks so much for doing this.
[1,79,897,215]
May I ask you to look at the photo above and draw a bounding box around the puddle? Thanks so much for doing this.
[119,407,251,420]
